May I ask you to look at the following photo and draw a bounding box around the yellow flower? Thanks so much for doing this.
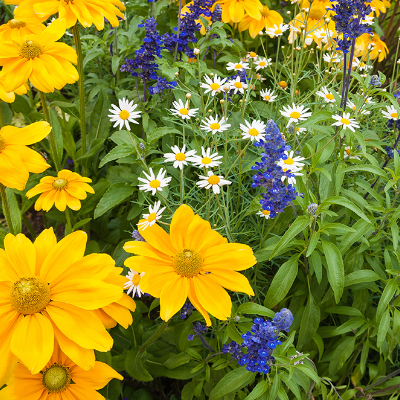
[0,17,45,42]
[356,32,389,62]
[239,6,283,38]
[124,205,255,326]
[0,18,78,93]
[15,0,126,30]
[0,79,29,104]
[218,0,263,23]
[0,121,51,190]
[370,0,391,16]
[181,1,212,35]
[0,344,122,400]
[26,169,95,212]
[0,228,126,385]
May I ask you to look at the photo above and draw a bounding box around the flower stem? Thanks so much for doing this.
[0,184,15,235]
[138,321,169,355]
[65,208,73,234]
[38,91,60,172]
[0,100,4,128]
[174,0,183,63]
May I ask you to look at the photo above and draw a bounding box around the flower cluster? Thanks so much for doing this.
[188,322,208,340]
[181,303,195,319]
[149,77,177,95]
[223,309,293,373]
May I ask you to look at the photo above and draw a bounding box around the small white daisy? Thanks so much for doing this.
[200,74,227,96]
[170,99,198,120]
[124,270,145,298]
[347,101,370,115]
[281,168,304,185]
[240,120,267,142]
[323,53,341,63]
[315,87,337,103]
[266,23,289,37]
[108,98,142,131]
[295,127,307,135]
[277,150,305,170]
[313,28,334,43]
[331,113,361,132]
[191,147,223,168]
[255,58,272,71]
[382,105,400,120]
[364,97,375,105]
[226,61,249,71]
[138,167,172,195]
[257,209,271,219]
[164,145,197,169]
[343,146,361,161]
[256,73,266,82]
[138,201,166,230]
[196,171,232,194]
[354,58,372,71]
[247,51,258,60]
[229,76,246,94]
[200,115,231,134]
[280,103,312,127]
[260,89,277,102]
[289,24,301,33]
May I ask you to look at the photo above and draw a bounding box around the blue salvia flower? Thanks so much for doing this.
[132,230,145,241]
[180,302,195,319]
[148,77,177,95]
[188,321,208,340]
[307,203,318,215]
[369,75,382,87]
[272,308,294,331]
[211,4,222,22]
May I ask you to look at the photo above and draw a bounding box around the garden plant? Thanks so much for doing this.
[0,0,400,399]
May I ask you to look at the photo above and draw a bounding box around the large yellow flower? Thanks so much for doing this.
[356,32,389,62]
[26,169,95,212]
[0,79,29,104]
[0,18,78,93]
[239,6,283,38]
[0,17,45,42]
[15,0,126,30]
[124,204,255,326]
[218,0,263,23]
[0,229,126,385]
[370,0,391,16]
[0,344,122,400]
[0,122,51,190]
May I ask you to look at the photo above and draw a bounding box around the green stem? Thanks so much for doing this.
[0,184,15,235]
[38,91,60,172]
[65,208,73,235]
[138,321,169,355]
[22,213,36,240]
[114,26,120,83]
[0,100,4,128]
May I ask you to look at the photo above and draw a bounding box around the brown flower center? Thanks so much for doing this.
[173,249,203,277]
[41,364,71,393]
[0,134,6,152]
[20,40,43,59]
[52,178,68,190]
[8,19,27,29]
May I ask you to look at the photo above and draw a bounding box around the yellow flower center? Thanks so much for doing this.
[210,123,221,130]
[264,96,271,101]
[173,249,203,277]
[147,212,157,222]
[341,118,350,125]
[0,134,6,152]
[8,19,26,29]
[208,175,220,185]
[249,51,257,57]
[308,5,326,20]
[20,40,43,59]
[202,157,212,164]
[10,277,51,315]
[326,93,334,100]
[248,128,259,136]
[131,274,141,286]
[259,61,266,67]
[360,62,365,67]
[346,149,351,155]
[235,64,243,69]
[391,113,399,118]
[234,82,243,88]
[210,83,220,90]
[260,6,271,17]
[119,110,130,120]
[279,81,288,88]
[180,108,189,115]
[149,179,161,188]
[365,99,369,103]
[41,364,71,393]
[352,106,356,110]
[290,111,301,119]
[262,210,271,215]
[52,178,68,190]
[284,157,294,165]
[175,152,186,161]
[275,29,282,34]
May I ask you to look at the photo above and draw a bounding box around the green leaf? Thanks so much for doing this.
[376,279,397,322]
[377,309,390,348]
[325,317,365,337]
[339,218,373,254]
[237,302,274,317]
[147,127,181,144]
[244,195,263,217]
[88,90,112,142]
[340,164,388,179]
[99,144,135,167]
[264,256,299,309]
[49,108,63,164]
[309,251,322,284]
[328,337,355,375]
[306,231,320,257]
[94,182,133,219]
[321,241,344,303]
[244,380,269,400]
[324,306,363,317]
[112,55,121,75]
[321,196,370,223]
[344,270,381,287]
[5,188,21,234]
[295,364,321,387]
[269,374,280,400]
[298,292,320,349]
[72,218,92,231]
[163,353,192,369]
[125,347,153,382]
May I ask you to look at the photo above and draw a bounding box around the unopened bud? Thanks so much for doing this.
[220,99,225,104]
[186,93,192,99]
[193,48,200,56]
[174,72,179,76]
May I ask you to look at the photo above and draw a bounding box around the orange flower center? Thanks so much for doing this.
[210,123,221,130]
[173,249,203,277]
[20,40,43,59]
[262,210,271,215]
[0,134,6,152]
[210,83,220,90]
[149,179,161,188]
[180,108,189,115]
[10,277,51,315]
[8,19,26,29]
[275,29,282,34]
[234,82,243,88]
[41,364,71,393]
[147,212,157,222]
[341,118,350,125]
[249,51,257,57]
[279,81,288,88]
[175,152,186,161]
[202,157,212,164]
[346,149,351,155]
[259,61,266,66]
[52,178,68,190]
[326,93,334,100]
[131,274,141,285]
[290,111,301,119]
[248,128,259,136]
[119,110,130,120]
[235,64,243,69]
[391,113,399,119]
[284,157,294,165]
[208,175,220,185]
[264,95,271,101]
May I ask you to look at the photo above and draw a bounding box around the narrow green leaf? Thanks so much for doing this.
[344,270,381,287]
[147,127,181,144]
[321,196,370,223]
[237,302,274,317]
[377,309,390,348]
[270,374,280,400]
[376,279,397,322]
[94,182,133,219]
[298,292,320,349]
[99,144,134,167]
[321,241,344,303]
[295,364,321,387]
[209,367,253,400]
[5,188,21,234]
[244,380,268,400]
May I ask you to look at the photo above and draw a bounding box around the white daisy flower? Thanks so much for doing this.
[138,168,172,195]
[240,120,267,142]
[331,113,361,132]
[200,74,227,96]
[313,28,334,43]
[260,89,277,102]
[364,97,375,105]
[361,15,374,25]
[191,147,223,168]
[347,101,370,115]
[266,23,289,37]
[354,58,372,71]
[295,127,307,135]
[280,103,312,127]
[316,87,337,103]
[196,171,232,194]
[164,145,197,169]
[170,99,198,120]
[138,201,166,230]
[281,168,304,185]
[343,146,361,160]
[256,73,266,82]
[255,58,272,71]
[289,25,301,33]
[200,116,231,134]
[124,270,145,298]
[247,51,258,60]
[323,53,341,63]
[277,150,305,170]
[229,76,246,94]
[226,61,249,71]
[382,105,400,120]
[257,209,271,219]
[108,98,142,131]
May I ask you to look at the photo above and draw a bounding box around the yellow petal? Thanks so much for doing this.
[72,361,122,390]
[102,302,132,329]
[123,241,172,262]
[160,275,189,321]
[2,121,51,145]
[188,279,211,326]
[34,228,57,275]
[170,204,195,250]
[138,222,176,257]
[139,269,177,297]
[207,269,254,296]
[124,255,173,273]
[4,233,36,278]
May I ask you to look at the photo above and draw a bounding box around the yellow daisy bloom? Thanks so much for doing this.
[26,169,95,212]
[356,32,389,62]
[0,79,29,104]
[124,204,255,326]
[0,17,45,42]
[0,18,78,93]
[0,344,122,400]
[0,122,51,191]
[15,0,126,30]
[0,228,126,385]
[218,0,263,23]
[239,6,283,39]
[370,0,391,16]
